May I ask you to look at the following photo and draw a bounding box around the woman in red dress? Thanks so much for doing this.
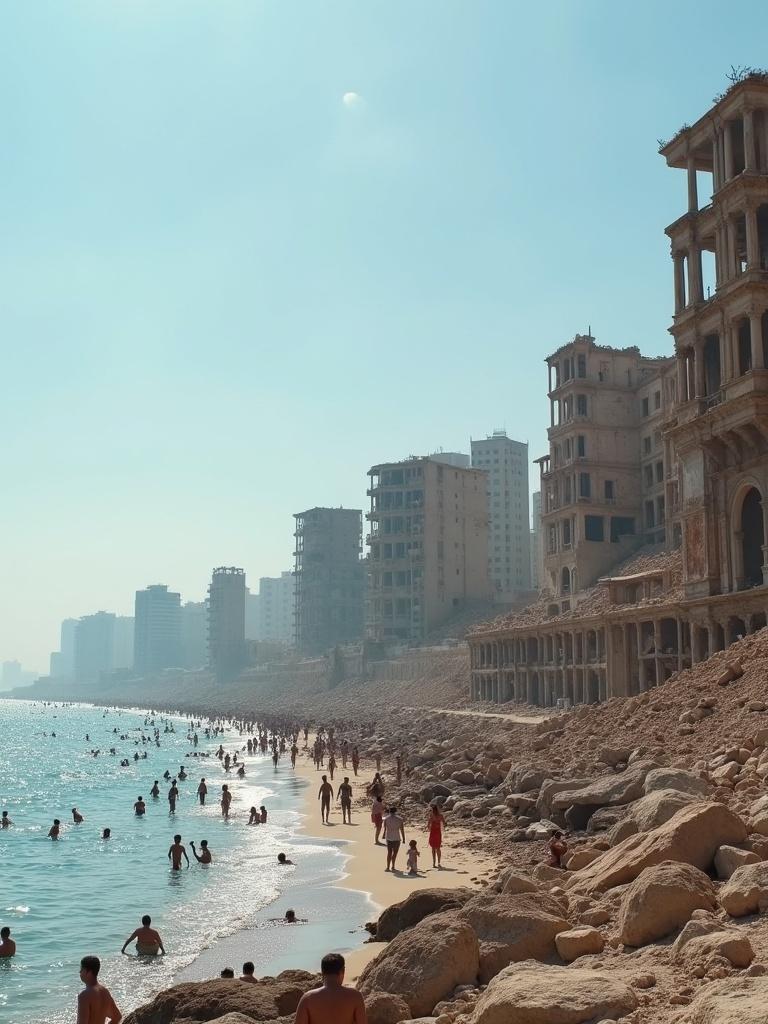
[426,803,446,868]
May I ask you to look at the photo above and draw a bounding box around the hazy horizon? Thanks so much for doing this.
[2,1,765,672]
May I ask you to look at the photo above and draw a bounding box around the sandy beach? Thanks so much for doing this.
[291,742,499,980]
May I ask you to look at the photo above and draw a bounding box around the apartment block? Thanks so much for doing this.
[531,491,542,591]
[181,600,207,670]
[471,431,531,597]
[366,456,491,642]
[207,567,247,683]
[133,584,182,675]
[294,509,364,654]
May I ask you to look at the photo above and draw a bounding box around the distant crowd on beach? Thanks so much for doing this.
[1,707,452,1024]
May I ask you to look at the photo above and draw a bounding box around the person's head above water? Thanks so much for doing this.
[285,909,296,922]
[242,961,254,976]
[102,828,111,838]
[220,968,235,978]
[141,915,151,927]
[277,852,289,864]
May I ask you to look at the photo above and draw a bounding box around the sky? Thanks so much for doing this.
[2,0,767,672]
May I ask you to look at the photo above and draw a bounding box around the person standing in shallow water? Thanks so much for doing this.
[168,834,189,870]
[294,952,366,1024]
[197,778,207,805]
[221,785,231,819]
[77,955,122,1023]
[0,926,16,957]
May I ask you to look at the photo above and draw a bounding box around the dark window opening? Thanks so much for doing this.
[741,487,764,587]
[738,318,752,375]
[611,516,636,542]
[584,515,604,542]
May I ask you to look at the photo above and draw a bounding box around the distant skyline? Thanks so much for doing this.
[2,2,766,670]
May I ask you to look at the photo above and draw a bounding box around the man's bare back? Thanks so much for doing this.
[294,983,366,1024]
[78,983,122,1024]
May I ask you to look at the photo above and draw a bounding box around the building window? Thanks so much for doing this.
[654,390,661,409]
[576,394,588,416]
[642,396,650,416]
[644,465,654,487]
[643,436,652,454]
[577,354,586,378]
[579,472,591,498]
[577,435,586,458]
[604,480,615,500]
[655,461,664,483]
[584,515,604,542]
[562,518,572,545]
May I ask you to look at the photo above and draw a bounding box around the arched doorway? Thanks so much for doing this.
[741,487,764,587]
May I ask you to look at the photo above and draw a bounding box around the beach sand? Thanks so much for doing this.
[293,746,498,981]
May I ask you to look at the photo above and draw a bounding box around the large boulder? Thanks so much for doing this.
[644,767,711,797]
[720,861,768,917]
[618,861,716,946]
[549,761,660,814]
[626,789,699,831]
[374,887,474,941]
[536,778,593,818]
[358,911,479,1018]
[673,976,768,1023]
[554,927,604,962]
[458,892,569,983]
[122,973,319,1024]
[466,961,637,1024]
[568,802,747,895]
[672,919,754,970]
[493,868,539,896]
[714,845,761,880]
[364,990,412,1024]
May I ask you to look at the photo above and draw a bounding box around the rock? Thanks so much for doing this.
[627,789,699,831]
[536,778,594,818]
[715,845,761,880]
[122,973,319,1024]
[549,762,660,814]
[673,919,754,969]
[644,767,711,797]
[494,868,539,896]
[720,862,768,917]
[586,805,628,833]
[606,817,639,846]
[457,892,569,983]
[452,769,477,785]
[618,861,716,946]
[466,962,637,1024]
[598,746,632,766]
[206,1016,259,1024]
[568,802,747,895]
[750,811,768,836]
[749,700,767,712]
[673,975,768,1023]
[532,863,565,883]
[365,990,413,1024]
[564,849,601,871]
[358,912,479,1018]
[375,888,475,941]
[555,926,605,961]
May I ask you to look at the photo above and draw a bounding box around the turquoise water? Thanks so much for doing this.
[0,700,371,1024]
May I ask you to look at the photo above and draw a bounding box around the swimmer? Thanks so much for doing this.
[102,828,111,840]
[277,852,293,865]
[259,805,267,823]
[1,811,12,827]
[167,834,189,870]
[72,807,84,824]
[78,955,122,1023]
[121,915,165,956]
[49,818,61,840]
[190,840,212,864]
[134,796,146,816]
[248,806,260,825]
[0,926,16,958]
[150,781,160,798]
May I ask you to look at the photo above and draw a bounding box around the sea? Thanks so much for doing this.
[0,700,372,1024]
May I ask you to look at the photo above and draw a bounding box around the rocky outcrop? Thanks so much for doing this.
[373,886,474,941]
[618,861,716,947]
[493,867,539,896]
[548,760,660,815]
[568,802,746,895]
[364,990,412,1024]
[626,788,699,831]
[674,975,768,1023]
[720,861,768,917]
[122,973,319,1024]
[457,892,569,983]
[714,845,761,880]
[358,911,479,1018]
[466,961,637,1024]
[672,918,754,970]
[643,767,711,797]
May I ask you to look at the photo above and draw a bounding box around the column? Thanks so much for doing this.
[712,132,721,190]
[726,217,737,277]
[674,253,686,312]
[653,620,662,686]
[724,121,734,180]
[761,498,768,585]
[715,223,726,285]
[746,205,760,269]
[750,312,764,370]
[676,618,683,672]
[745,109,757,172]
[687,155,699,212]
[688,246,703,304]
[694,339,705,398]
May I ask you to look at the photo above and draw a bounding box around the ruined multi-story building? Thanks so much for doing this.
[366,455,491,642]
[469,77,768,706]
[207,567,247,683]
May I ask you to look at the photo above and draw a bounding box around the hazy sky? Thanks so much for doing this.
[1,1,765,671]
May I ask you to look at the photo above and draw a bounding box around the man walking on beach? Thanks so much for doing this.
[168,835,189,870]
[318,775,334,824]
[383,807,406,872]
[77,955,122,1023]
[294,952,366,1024]
[337,777,353,824]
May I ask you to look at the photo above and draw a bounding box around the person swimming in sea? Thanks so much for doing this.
[150,781,160,798]
[121,915,165,956]
[1,811,12,827]
[134,796,146,816]
[190,840,212,864]
[48,819,61,840]
[102,828,111,840]
[72,807,84,824]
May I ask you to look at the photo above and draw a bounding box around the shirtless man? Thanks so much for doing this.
[1,811,12,827]
[294,952,366,1024]
[77,955,122,1023]
[337,777,353,824]
[134,796,146,816]
[318,776,334,824]
[197,778,207,806]
[190,839,212,864]
[0,926,16,957]
[240,961,256,983]
[168,781,179,813]
[72,807,84,824]
[150,781,160,798]
[121,915,165,956]
[221,785,231,819]
[168,835,189,870]
[49,818,61,840]
[290,743,299,768]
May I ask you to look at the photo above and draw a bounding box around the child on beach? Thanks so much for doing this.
[406,839,420,875]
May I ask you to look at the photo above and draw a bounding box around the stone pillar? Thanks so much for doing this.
[694,340,705,398]
[724,122,734,180]
[653,620,662,686]
[726,217,737,277]
[746,205,760,269]
[689,246,703,303]
[687,155,699,212]
[712,132,721,190]
[676,618,683,672]
[676,351,687,400]
[674,253,686,312]
[751,312,764,370]
[745,109,757,172]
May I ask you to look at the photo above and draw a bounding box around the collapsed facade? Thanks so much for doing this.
[470,77,768,705]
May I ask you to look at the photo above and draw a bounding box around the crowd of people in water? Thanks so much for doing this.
[0,706,464,1024]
